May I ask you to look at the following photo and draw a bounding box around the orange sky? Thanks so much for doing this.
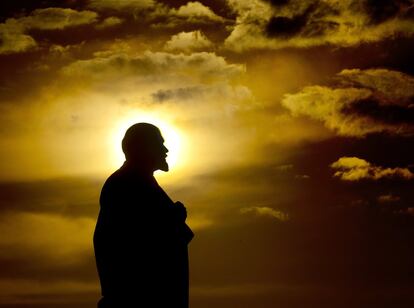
[1,1,414,307]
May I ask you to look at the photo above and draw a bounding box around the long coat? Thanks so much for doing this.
[93,163,194,308]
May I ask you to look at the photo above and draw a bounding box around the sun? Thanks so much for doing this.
[108,112,186,174]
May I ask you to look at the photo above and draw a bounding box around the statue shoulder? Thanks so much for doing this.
[99,169,153,208]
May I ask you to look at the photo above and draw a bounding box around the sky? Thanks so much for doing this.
[0,0,414,307]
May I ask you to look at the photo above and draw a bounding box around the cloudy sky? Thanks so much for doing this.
[1,0,414,307]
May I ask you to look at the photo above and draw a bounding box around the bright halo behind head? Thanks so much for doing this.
[109,112,185,172]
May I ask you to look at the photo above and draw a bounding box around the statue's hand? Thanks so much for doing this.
[174,201,187,221]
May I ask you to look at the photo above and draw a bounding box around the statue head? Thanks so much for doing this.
[122,123,169,172]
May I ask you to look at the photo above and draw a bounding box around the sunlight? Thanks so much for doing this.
[108,111,187,174]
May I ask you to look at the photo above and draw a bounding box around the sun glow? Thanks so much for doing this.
[109,112,187,175]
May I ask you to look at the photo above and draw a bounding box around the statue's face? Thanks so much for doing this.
[151,132,169,172]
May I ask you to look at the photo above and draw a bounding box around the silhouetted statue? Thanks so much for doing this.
[94,123,194,308]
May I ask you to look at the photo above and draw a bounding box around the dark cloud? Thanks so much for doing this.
[341,96,414,125]
[0,177,101,217]
[265,0,290,6]
[225,0,414,51]
[265,3,315,38]
[301,19,339,37]
[265,1,342,39]
[0,1,77,21]
[337,68,414,101]
[87,0,154,11]
[364,0,410,24]
[0,8,98,54]
[266,12,307,38]
[151,86,204,102]
[0,237,96,282]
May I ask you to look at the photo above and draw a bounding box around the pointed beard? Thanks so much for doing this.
[158,159,169,172]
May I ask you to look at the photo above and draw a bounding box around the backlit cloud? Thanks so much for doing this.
[95,16,124,29]
[330,157,414,181]
[282,68,414,137]
[337,68,414,103]
[0,8,98,54]
[151,1,227,28]
[151,84,251,104]
[225,0,414,51]
[89,0,226,28]
[0,21,36,54]
[61,50,244,81]
[164,30,213,52]
[18,8,98,30]
[171,1,225,23]
[240,206,289,221]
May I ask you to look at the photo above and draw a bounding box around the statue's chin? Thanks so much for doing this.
[158,161,169,172]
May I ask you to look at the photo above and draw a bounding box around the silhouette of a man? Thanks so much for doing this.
[94,123,194,308]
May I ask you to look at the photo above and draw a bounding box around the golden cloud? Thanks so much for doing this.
[240,206,289,221]
[224,0,414,51]
[171,1,225,23]
[19,8,98,30]
[0,8,98,54]
[88,0,225,28]
[0,20,36,54]
[95,16,124,29]
[61,50,245,84]
[330,157,414,181]
[282,68,414,137]
[149,1,227,28]
[164,30,213,52]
